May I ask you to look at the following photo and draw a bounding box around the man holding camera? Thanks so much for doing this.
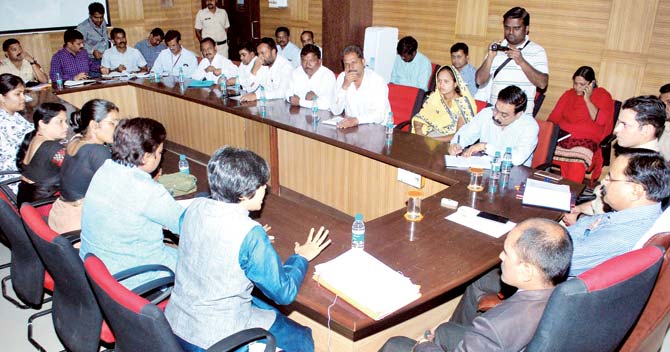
[475,7,548,115]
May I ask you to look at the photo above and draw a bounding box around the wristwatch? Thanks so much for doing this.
[30,60,38,65]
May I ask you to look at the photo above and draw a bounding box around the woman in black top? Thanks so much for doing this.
[16,103,68,206]
[48,99,119,234]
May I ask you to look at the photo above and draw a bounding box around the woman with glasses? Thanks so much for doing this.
[48,99,120,234]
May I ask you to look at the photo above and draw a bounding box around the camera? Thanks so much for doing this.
[490,43,510,52]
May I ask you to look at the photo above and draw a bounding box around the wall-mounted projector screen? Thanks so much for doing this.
[0,0,111,35]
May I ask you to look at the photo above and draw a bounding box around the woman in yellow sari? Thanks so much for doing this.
[412,65,476,142]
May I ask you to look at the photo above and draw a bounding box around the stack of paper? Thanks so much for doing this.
[64,79,96,87]
[522,179,571,211]
[444,155,491,169]
[313,249,421,320]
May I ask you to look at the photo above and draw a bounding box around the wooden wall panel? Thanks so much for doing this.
[277,130,447,220]
[372,0,457,68]
[136,89,246,155]
[260,0,323,48]
[369,0,670,119]
[59,85,139,117]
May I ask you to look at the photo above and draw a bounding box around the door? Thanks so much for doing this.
[201,0,260,62]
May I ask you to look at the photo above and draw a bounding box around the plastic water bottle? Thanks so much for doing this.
[178,154,190,175]
[259,86,266,106]
[385,111,394,135]
[490,151,501,180]
[311,96,319,118]
[218,74,228,97]
[368,57,376,70]
[56,72,63,90]
[501,147,513,175]
[234,78,241,93]
[351,213,365,249]
[178,66,185,83]
[154,71,160,83]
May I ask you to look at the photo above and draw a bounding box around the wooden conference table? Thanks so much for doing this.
[36,77,582,351]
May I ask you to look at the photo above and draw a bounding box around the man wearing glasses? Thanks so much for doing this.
[564,95,667,224]
[443,150,669,339]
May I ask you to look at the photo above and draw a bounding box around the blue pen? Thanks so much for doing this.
[457,135,460,145]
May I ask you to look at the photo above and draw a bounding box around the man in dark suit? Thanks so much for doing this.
[379,218,573,352]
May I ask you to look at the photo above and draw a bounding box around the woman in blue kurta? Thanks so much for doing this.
[164,146,331,352]
[79,117,184,289]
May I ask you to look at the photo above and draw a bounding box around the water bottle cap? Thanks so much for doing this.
[355,213,363,220]
[495,151,501,156]
[179,154,186,160]
[505,147,512,152]
[312,96,317,101]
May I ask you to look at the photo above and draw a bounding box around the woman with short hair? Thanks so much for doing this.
[79,117,184,289]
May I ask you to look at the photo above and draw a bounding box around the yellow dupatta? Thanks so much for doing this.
[411,65,476,137]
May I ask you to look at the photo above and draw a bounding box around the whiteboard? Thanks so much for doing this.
[0,0,111,34]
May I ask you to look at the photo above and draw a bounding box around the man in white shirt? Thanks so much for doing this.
[240,38,292,102]
[151,30,198,77]
[101,28,148,75]
[230,42,261,92]
[475,7,549,115]
[449,85,538,166]
[331,45,391,129]
[194,0,230,57]
[286,44,335,110]
[192,37,239,82]
[275,27,301,69]
[300,30,323,58]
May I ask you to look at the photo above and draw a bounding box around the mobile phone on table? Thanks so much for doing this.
[477,211,509,224]
[533,170,562,182]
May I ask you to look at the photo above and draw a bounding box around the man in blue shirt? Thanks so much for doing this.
[135,28,167,70]
[76,2,109,65]
[450,42,477,96]
[390,36,432,91]
[447,150,670,330]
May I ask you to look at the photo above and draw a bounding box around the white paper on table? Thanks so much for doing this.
[321,116,344,126]
[445,206,516,238]
[522,179,571,212]
[64,79,96,87]
[24,95,33,102]
[248,342,280,352]
[313,249,421,320]
[444,155,492,169]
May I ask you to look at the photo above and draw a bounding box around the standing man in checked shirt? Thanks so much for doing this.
[76,2,109,73]
[195,0,231,58]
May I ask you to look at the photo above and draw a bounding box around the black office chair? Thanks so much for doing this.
[84,254,276,352]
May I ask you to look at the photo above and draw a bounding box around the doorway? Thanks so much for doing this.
[200,0,260,62]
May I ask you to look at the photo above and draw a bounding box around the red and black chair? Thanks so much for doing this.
[0,188,54,351]
[84,254,276,352]
[21,203,115,352]
[388,83,426,132]
[526,246,665,351]
[531,120,560,170]
[618,232,670,351]
[426,63,440,93]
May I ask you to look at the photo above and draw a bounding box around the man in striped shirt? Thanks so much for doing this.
[475,7,548,116]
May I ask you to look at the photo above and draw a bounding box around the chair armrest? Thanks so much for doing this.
[533,163,561,173]
[600,134,616,148]
[131,276,175,305]
[206,328,276,352]
[31,196,58,208]
[395,120,411,131]
[60,230,81,245]
[113,264,174,282]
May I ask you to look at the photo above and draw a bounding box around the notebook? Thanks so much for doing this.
[522,179,571,212]
[313,249,421,320]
